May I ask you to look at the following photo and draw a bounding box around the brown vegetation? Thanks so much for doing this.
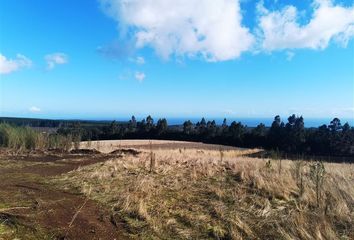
[55,147,354,239]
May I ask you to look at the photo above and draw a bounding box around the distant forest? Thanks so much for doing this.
[1,115,353,158]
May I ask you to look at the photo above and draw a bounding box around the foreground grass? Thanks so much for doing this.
[56,148,354,239]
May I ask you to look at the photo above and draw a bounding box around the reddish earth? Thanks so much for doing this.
[0,150,128,240]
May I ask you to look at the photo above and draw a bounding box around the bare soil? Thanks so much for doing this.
[0,151,128,239]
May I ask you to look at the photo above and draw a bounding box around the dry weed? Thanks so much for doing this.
[56,147,354,239]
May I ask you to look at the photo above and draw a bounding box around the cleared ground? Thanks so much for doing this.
[80,139,245,153]
[0,150,127,239]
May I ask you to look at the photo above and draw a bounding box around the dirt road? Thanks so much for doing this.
[0,150,127,240]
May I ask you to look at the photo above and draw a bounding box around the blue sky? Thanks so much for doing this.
[0,0,353,121]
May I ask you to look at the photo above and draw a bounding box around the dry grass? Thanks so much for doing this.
[79,139,245,153]
[56,147,354,239]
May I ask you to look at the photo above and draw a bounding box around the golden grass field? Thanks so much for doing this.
[54,140,354,239]
[80,139,244,153]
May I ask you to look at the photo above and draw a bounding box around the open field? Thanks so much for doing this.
[79,139,247,153]
[0,140,353,239]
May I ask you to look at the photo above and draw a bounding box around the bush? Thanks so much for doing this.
[0,123,73,152]
[0,123,37,150]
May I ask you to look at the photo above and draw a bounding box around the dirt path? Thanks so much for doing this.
[0,152,127,240]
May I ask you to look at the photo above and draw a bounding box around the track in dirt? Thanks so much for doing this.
[0,141,245,239]
[0,151,127,240]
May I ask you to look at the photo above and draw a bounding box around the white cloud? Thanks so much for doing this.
[99,0,254,61]
[257,0,354,51]
[134,71,146,82]
[135,56,145,65]
[29,106,41,113]
[0,53,32,75]
[45,53,68,70]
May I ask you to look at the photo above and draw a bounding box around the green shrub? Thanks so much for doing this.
[0,123,37,150]
[0,123,73,152]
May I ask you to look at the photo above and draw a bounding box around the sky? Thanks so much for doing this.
[0,0,353,121]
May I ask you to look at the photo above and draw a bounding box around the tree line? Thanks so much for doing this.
[57,115,354,158]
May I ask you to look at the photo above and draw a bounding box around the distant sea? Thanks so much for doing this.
[45,116,353,128]
[163,117,354,128]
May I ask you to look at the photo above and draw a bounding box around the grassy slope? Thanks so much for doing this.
[55,148,354,239]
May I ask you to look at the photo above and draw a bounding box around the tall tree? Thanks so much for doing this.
[328,118,343,155]
[145,115,154,132]
[253,123,266,136]
[229,121,245,145]
[308,124,330,155]
[338,122,354,155]
[249,123,267,147]
[284,115,305,152]
[268,115,285,149]
[109,120,119,135]
[138,119,146,132]
[197,117,207,135]
[183,120,193,135]
[156,118,168,135]
[207,120,217,138]
[221,118,229,135]
[128,115,137,131]
[329,118,342,132]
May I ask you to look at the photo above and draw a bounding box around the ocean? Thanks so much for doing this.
[163,117,354,128]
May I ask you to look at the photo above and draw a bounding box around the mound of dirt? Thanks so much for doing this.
[47,148,68,154]
[110,149,140,156]
[70,149,101,155]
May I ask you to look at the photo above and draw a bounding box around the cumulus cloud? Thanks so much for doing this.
[257,0,354,51]
[99,0,254,61]
[45,53,68,70]
[134,71,146,82]
[0,53,32,75]
[29,106,41,113]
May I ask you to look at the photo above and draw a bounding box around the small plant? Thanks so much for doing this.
[292,160,306,197]
[265,159,272,169]
[219,147,224,163]
[150,152,156,173]
[149,140,155,173]
[73,134,81,150]
[309,161,326,207]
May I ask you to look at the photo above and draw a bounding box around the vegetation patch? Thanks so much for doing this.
[0,123,75,153]
[55,148,354,239]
